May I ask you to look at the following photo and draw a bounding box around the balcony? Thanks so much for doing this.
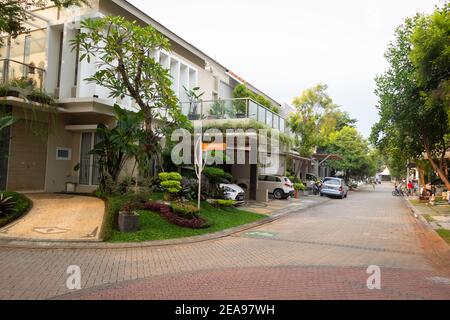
[0,59,46,92]
[180,98,286,132]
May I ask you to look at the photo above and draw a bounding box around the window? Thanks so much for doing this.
[266,176,280,182]
[79,132,101,185]
[258,175,267,181]
[56,148,72,160]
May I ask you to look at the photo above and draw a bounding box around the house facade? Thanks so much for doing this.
[0,0,289,199]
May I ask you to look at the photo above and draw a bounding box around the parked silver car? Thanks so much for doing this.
[320,177,349,199]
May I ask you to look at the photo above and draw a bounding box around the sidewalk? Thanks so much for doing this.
[405,198,450,246]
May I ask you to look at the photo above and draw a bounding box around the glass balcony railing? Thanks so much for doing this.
[0,59,46,92]
[180,98,287,132]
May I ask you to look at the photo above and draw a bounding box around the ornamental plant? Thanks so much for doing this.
[294,183,305,191]
[159,172,182,200]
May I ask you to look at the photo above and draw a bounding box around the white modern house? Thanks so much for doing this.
[0,0,290,200]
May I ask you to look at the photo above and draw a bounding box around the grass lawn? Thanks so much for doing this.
[105,193,265,242]
[436,229,450,245]
[0,192,31,228]
[423,214,435,223]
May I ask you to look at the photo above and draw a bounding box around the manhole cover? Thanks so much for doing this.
[244,231,278,238]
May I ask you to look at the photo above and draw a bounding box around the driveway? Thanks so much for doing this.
[0,193,105,242]
[0,184,449,299]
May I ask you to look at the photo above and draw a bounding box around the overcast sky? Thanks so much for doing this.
[129,0,437,137]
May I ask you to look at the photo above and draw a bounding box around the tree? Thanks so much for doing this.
[88,105,142,194]
[288,84,338,156]
[0,0,89,46]
[326,126,371,181]
[73,16,190,178]
[371,5,450,190]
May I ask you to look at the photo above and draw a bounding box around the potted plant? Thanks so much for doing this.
[7,77,36,97]
[293,182,305,199]
[118,202,140,233]
[208,99,226,119]
[184,86,204,120]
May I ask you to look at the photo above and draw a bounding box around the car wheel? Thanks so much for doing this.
[273,189,285,200]
[320,192,324,197]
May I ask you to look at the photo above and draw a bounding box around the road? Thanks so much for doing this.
[0,183,449,299]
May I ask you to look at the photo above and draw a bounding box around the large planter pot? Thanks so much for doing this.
[294,190,299,199]
[118,211,140,233]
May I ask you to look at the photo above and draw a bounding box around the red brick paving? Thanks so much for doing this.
[59,266,450,300]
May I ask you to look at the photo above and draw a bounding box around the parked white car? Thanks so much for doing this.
[258,175,294,199]
[219,183,245,205]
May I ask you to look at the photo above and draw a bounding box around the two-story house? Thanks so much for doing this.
[0,0,289,200]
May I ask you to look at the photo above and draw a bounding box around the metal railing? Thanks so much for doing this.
[180,98,286,132]
[0,59,46,92]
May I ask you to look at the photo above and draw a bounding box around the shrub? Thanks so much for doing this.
[171,202,200,219]
[0,192,31,228]
[203,167,232,182]
[0,194,15,217]
[0,85,9,97]
[294,183,305,191]
[159,172,182,182]
[26,90,54,105]
[212,199,236,208]
[158,172,182,199]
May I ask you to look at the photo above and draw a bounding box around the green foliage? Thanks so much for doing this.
[0,115,16,131]
[108,200,264,242]
[26,89,55,105]
[159,172,182,182]
[0,193,15,217]
[0,192,30,227]
[202,119,294,148]
[212,199,236,208]
[293,182,305,191]
[159,172,182,195]
[288,84,341,156]
[171,202,200,219]
[371,5,450,189]
[203,167,232,182]
[73,16,190,175]
[232,83,279,114]
[326,126,373,180]
[160,180,182,194]
[90,104,142,195]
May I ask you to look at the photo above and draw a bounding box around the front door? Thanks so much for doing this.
[79,132,101,186]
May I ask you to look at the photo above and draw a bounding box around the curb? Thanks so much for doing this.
[403,199,433,229]
[0,197,331,250]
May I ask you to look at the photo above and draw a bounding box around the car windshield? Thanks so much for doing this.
[324,179,340,186]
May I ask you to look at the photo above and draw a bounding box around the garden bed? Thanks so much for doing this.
[105,193,265,242]
[0,192,31,228]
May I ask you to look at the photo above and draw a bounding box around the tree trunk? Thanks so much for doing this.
[425,151,450,191]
